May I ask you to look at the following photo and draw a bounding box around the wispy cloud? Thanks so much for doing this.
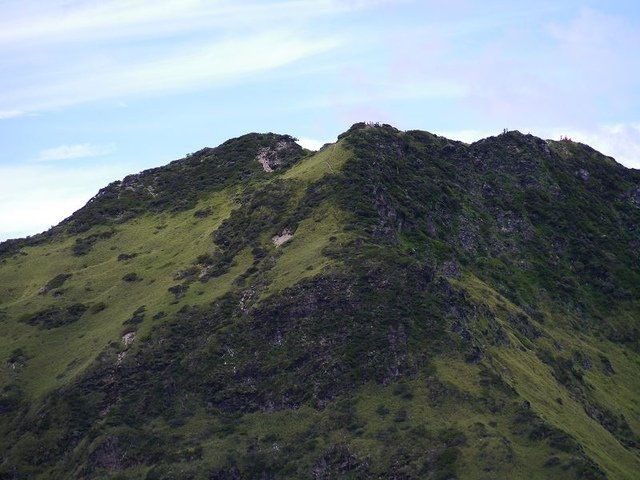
[0,110,25,120]
[35,143,116,162]
[3,31,341,113]
[0,0,354,115]
[295,79,467,111]
[0,0,396,46]
[0,163,129,241]
[5,43,339,117]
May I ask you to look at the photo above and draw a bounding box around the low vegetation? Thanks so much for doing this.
[0,124,638,478]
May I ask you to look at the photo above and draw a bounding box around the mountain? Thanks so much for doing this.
[1,123,639,479]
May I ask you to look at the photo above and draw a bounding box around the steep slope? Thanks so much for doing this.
[0,123,639,479]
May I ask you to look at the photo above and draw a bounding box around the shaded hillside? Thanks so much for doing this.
[0,123,639,479]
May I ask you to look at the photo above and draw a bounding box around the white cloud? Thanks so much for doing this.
[0,163,130,241]
[35,143,116,162]
[294,80,468,111]
[107,32,340,96]
[0,110,25,120]
[0,195,88,241]
[433,128,495,144]
[296,137,326,150]
[0,30,342,114]
[0,0,392,46]
[0,0,392,116]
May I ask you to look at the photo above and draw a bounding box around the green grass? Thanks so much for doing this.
[261,202,348,296]
[351,375,576,479]
[0,189,242,400]
[0,142,355,402]
[281,142,349,183]
[493,346,640,479]
[433,356,484,396]
[446,269,640,479]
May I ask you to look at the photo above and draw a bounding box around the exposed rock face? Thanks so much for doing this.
[272,228,293,246]
[577,168,590,181]
[312,445,369,479]
[121,332,136,346]
[256,137,300,172]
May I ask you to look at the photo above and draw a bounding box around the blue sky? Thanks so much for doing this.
[1,0,639,240]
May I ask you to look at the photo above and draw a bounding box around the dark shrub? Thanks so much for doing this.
[122,272,142,282]
[40,273,72,294]
[22,304,88,329]
[89,302,107,314]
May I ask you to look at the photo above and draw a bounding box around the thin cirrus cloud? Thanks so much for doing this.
[106,32,341,94]
[0,0,351,115]
[0,110,25,120]
[1,31,342,114]
[35,143,116,162]
[0,0,395,45]
[294,80,469,111]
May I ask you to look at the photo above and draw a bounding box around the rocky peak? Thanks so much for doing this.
[337,121,400,140]
[255,135,301,172]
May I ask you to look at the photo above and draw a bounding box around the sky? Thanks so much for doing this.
[1,0,639,240]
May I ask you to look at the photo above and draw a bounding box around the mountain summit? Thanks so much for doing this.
[1,123,639,479]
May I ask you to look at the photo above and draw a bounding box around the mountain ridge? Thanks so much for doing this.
[0,123,639,479]
[2,124,637,246]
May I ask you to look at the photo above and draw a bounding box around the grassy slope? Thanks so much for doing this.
[0,142,350,405]
[451,273,640,478]
[0,190,241,400]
